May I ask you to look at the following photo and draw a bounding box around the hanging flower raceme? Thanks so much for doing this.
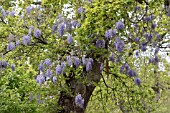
[114,38,124,52]
[77,7,86,14]
[105,29,116,39]
[7,42,15,51]
[34,28,42,38]
[116,21,124,30]
[38,61,45,71]
[36,74,45,85]
[56,65,62,75]
[22,35,31,45]
[67,56,72,66]
[0,60,8,69]
[43,58,52,66]
[58,23,65,37]
[75,94,84,108]
[96,40,105,48]
[11,64,15,71]
[134,78,141,86]
[67,34,73,44]
[109,54,115,62]
[74,57,81,68]
[45,69,52,78]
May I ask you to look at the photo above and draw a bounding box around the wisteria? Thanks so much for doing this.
[45,69,52,78]
[75,94,84,108]
[26,6,33,14]
[116,21,124,30]
[36,74,45,85]
[74,57,81,68]
[11,64,15,71]
[22,35,31,45]
[134,78,141,86]
[86,60,92,72]
[38,61,45,71]
[56,65,62,75]
[67,56,72,66]
[109,54,115,62]
[77,7,85,14]
[0,60,8,69]
[9,10,15,17]
[67,34,73,44]
[114,38,124,52]
[34,29,42,38]
[105,29,116,39]
[61,62,66,73]
[43,58,52,66]
[7,42,15,51]
[52,76,57,83]
[96,40,105,48]
[58,23,65,37]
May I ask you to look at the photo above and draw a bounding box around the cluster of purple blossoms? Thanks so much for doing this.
[109,54,115,62]
[134,78,141,86]
[16,40,20,46]
[38,61,45,71]
[34,29,42,38]
[144,33,152,41]
[43,58,52,66]
[67,56,72,66]
[0,60,8,69]
[52,76,57,83]
[28,25,34,35]
[96,40,105,48]
[140,42,147,52]
[36,74,45,85]
[134,37,140,43]
[156,34,161,40]
[155,47,159,54]
[11,64,15,71]
[1,8,6,17]
[82,56,87,66]
[58,23,65,37]
[9,10,15,17]
[105,29,116,39]
[75,94,84,108]
[67,34,73,44]
[52,25,58,34]
[151,23,157,29]
[7,42,15,51]
[26,6,33,14]
[45,69,52,78]
[56,65,62,75]
[127,69,137,77]
[116,21,124,30]
[61,62,66,73]
[86,58,93,72]
[148,55,159,64]
[22,35,31,45]
[77,7,85,14]
[114,38,124,52]
[74,57,81,68]
[71,20,80,28]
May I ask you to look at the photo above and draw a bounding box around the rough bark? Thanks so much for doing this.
[58,61,101,113]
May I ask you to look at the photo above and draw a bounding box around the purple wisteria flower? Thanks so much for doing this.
[1,8,6,17]
[96,40,105,48]
[77,7,85,14]
[38,61,45,71]
[116,21,124,30]
[134,37,140,43]
[105,29,116,39]
[58,23,65,37]
[43,58,52,66]
[36,74,45,84]
[52,25,57,34]
[86,60,92,72]
[0,60,8,69]
[16,40,20,46]
[156,34,161,40]
[22,35,31,45]
[155,47,159,54]
[135,51,139,57]
[127,69,137,77]
[67,34,73,44]
[134,78,141,86]
[45,69,52,78]
[74,57,81,68]
[11,64,15,71]
[140,44,147,52]
[61,62,66,73]
[56,65,62,75]
[109,54,115,62]
[71,20,80,28]
[67,56,72,66]
[114,38,124,52]
[26,6,33,14]
[75,94,84,108]
[28,25,34,35]
[144,33,152,41]
[34,28,42,38]
[7,42,15,51]
[151,23,157,29]
[9,10,15,17]
[120,65,125,73]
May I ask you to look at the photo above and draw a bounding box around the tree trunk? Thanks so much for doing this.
[58,61,101,113]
